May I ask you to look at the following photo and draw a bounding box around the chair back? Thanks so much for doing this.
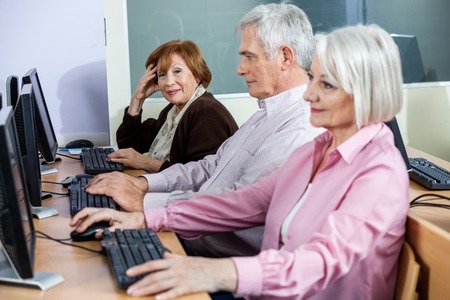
[394,240,420,300]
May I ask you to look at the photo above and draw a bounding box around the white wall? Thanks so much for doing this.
[397,82,450,161]
[104,0,132,145]
[0,0,108,146]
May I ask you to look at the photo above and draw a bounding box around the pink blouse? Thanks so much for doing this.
[145,122,410,299]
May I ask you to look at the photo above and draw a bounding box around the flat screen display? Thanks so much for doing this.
[0,106,36,279]
[22,68,58,162]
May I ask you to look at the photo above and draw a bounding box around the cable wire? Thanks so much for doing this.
[41,180,70,195]
[41,190,70,196]
[35,230,104,254]
[41,180,64,185]
[410,193,450,210]
[56,152,81,160]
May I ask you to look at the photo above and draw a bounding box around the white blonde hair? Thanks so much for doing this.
[315,24,404,128]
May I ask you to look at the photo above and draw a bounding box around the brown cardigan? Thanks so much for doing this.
[116,92,238,171]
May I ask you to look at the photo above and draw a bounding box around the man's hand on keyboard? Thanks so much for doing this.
[85,172,147,211]
[126,252,238,299]
[70,207,147,234]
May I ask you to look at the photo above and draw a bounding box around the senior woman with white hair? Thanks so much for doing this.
[71,24,410,300]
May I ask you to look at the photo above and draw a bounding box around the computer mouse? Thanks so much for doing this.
[65,139,94,149]
[74,173,95,180]
[61,176,75,187]
[70,221,110,242]
[62,174,95,187]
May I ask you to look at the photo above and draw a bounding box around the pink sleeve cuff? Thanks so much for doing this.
[231,256,263,297]
[144,207,168,231]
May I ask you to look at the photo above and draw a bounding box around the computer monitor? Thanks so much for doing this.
[6,75,20,107]
[22,68,58,163]
[0,106,35,279]
[0,106,63,290]
[390,34,427,84]
[14,83,58,219]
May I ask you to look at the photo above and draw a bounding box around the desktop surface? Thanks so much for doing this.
[0,156,210,300]
[405,146,450,300]
[2,147,449,299]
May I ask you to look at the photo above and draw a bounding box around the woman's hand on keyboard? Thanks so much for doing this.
[126,252,238,299]
[85,171,147,212]
[70,207,147,234]
[107,148,163,173]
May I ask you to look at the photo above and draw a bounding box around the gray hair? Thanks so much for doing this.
[236,2,314,70]
[315,24,404,128]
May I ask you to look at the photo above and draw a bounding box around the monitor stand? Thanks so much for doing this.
[0,248,64,290]
[40,165,58,175]
[36,163,59,219]
[39,156,61,175]
[40,156,62,165]
[31,206,59,219]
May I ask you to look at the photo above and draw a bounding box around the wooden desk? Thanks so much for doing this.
[406,147,450,300]
[0,156,210,300]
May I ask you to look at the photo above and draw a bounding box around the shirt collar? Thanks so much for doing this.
[257,84,308,116]
[315,123,384,164]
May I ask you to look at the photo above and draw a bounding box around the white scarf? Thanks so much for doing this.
[148,84,206,162]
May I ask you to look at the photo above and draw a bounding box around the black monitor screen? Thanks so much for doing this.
[390,34,427,84]
[0,106,36,279]
[14,83,42,208]
[6,75,20,107]
[385,117,411,172]
[22,68,58,162]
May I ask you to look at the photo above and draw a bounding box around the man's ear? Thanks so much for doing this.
[280,45,295,70]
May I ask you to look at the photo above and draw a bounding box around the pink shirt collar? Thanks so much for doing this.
[314,123,384,165]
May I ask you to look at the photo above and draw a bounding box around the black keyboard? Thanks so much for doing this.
[101,228,167,289]
[69,174,119,216]
[80,147,124,175]
[409,157,450,190]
